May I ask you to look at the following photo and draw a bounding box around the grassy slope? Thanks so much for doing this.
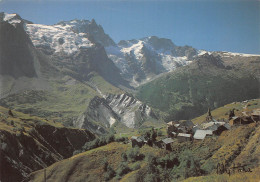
[0,105,63,133]
[183,167,260,182]
[27,142,129,182]
[0,77,98,126]
[192,99,259,124]
[27,143,169,182]
[88,72,124,95]
[25,124,260,182]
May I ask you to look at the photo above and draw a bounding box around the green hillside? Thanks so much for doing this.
[0,71,125,127]
[24,122,260,182]
[24,98,260,182]
[136,54,259,122]
[0,78,96,126]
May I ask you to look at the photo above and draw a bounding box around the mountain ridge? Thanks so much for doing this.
[0,12,259,135]
[136,53,260,122]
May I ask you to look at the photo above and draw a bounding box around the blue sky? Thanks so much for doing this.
[0,0,259,54]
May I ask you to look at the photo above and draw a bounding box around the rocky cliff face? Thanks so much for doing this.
[74,96,118,135]
[106,93,155,128]
[0,13,60,98]
[0,13,37,78]
[74,93,157,134]
[0,126,95,182]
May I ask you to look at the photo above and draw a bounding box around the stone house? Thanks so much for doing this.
[131,136,144,148]
[193,130,213,140]
[162,138,174,150]
[229,116,254,126]
[177,133,191,142]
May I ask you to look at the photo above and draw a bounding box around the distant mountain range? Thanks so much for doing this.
[0,12,259,134]
[23,13,199,87]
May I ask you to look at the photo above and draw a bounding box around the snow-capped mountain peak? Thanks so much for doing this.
[57,18,115,47]
[120,39,145,59]
[25,23,94,55]
[56,19,92,33]
[1,13,22,26]
[23,17,117,55]
[105,36,197,86]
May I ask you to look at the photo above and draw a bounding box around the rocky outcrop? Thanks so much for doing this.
[75,93,157,133]
[74,96,118,135]
[0,13,37,78]
[0,13,60,98]
[106,93,155,128]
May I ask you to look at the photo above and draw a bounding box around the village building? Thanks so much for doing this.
[167,125,178,136]
[131,136,144,148]
[170,131,177,138]
[179,120,194,129]
[177,133,192,142]
[167,121,179,137]
[240,117,254,125]
[223,123,231,130]
[177,127,188,134]
[139,136,148,144]
[202,121,230,135]
[167,121,178,127]
[192,125,201,133]
[229,116,254,126]
[193,130,213,140]
[174,123,180,128]
[207,124,228,135]
[174,120,194,134]
[229,117,239,125]
[202,121,225,129]
[162,138,174,150]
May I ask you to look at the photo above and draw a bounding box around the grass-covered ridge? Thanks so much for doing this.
[0,105,63,133]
